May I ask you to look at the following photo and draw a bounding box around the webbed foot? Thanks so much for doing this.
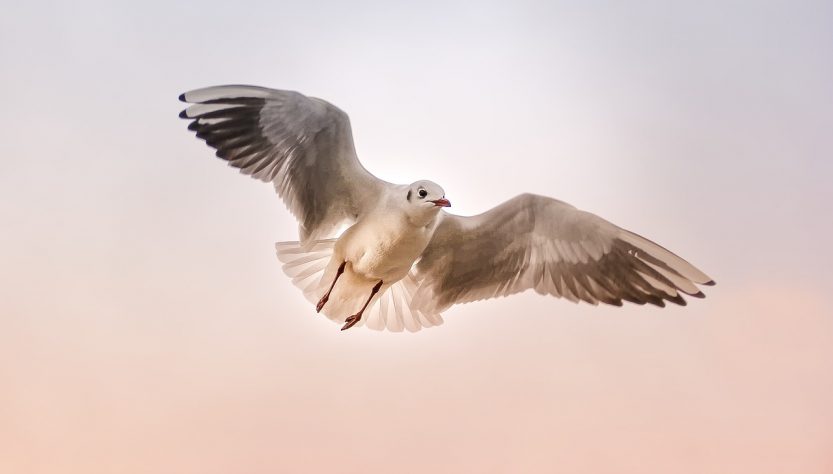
[341,314,361,331]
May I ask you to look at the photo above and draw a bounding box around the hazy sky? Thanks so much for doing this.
[2,1,832,473]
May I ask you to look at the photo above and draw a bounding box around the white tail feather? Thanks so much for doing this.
[275,241,443,332]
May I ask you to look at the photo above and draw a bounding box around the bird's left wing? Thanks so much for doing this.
[413,193,714,313]
[179,85,390,242]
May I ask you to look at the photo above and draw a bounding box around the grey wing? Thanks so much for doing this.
[179,85,390,242]
[413,193,714,313]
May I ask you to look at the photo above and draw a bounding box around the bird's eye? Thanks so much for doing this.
[418,189,428,198]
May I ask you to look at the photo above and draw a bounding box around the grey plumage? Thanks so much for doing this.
[413,194,714,313]
[180,85,388,242]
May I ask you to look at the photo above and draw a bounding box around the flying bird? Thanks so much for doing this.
[179,85,714,332]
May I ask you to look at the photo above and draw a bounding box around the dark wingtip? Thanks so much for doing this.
[178,93,187,102]
[703,280,716,286]
[690,291,706,299]
[670,294,687,306]
[178,109,188,119]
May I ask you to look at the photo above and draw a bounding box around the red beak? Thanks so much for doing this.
[431,198,451,208]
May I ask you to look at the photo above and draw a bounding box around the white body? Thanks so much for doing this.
[336,187,439,282]
[315,185,443,321]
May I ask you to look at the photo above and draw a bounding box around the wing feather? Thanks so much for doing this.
[180,85,390,242]
[414,193,714,313]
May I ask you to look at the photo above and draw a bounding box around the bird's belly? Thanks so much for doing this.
[348,231,428,281]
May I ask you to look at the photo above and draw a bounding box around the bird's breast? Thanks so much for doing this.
[340,217,433,281]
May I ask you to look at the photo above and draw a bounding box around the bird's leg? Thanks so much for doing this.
[316,261,346,313]
[341,280,383,331]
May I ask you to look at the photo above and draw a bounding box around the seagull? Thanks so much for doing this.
[179,85,714,332]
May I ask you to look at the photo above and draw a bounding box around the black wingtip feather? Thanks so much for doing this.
[178,93,187,102]
[703,280,716,286]
[178,109,188,119]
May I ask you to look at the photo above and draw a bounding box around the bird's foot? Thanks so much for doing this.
[341,314,361,331]
[316,295,328,313]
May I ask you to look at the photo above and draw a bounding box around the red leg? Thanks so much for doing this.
[316,261,346,313]
[341,280,383,331]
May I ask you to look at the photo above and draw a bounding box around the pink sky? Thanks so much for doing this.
[2,1,832,472]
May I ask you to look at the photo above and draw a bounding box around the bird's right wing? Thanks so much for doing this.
[180,85,390,242]
[413,193,714,313]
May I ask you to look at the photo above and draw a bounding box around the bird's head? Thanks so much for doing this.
[404,180,450,225]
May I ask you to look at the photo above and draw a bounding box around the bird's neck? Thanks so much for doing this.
[406,209,441,229]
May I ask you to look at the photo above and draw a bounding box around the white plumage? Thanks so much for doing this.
[180,84,714,332]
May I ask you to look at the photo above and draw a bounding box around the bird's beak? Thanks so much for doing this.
[431,198,451,208]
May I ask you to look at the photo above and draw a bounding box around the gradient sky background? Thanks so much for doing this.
[2,1,832,473]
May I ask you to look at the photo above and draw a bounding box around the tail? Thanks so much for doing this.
[275,239,337,305]
[275,240,444,332]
